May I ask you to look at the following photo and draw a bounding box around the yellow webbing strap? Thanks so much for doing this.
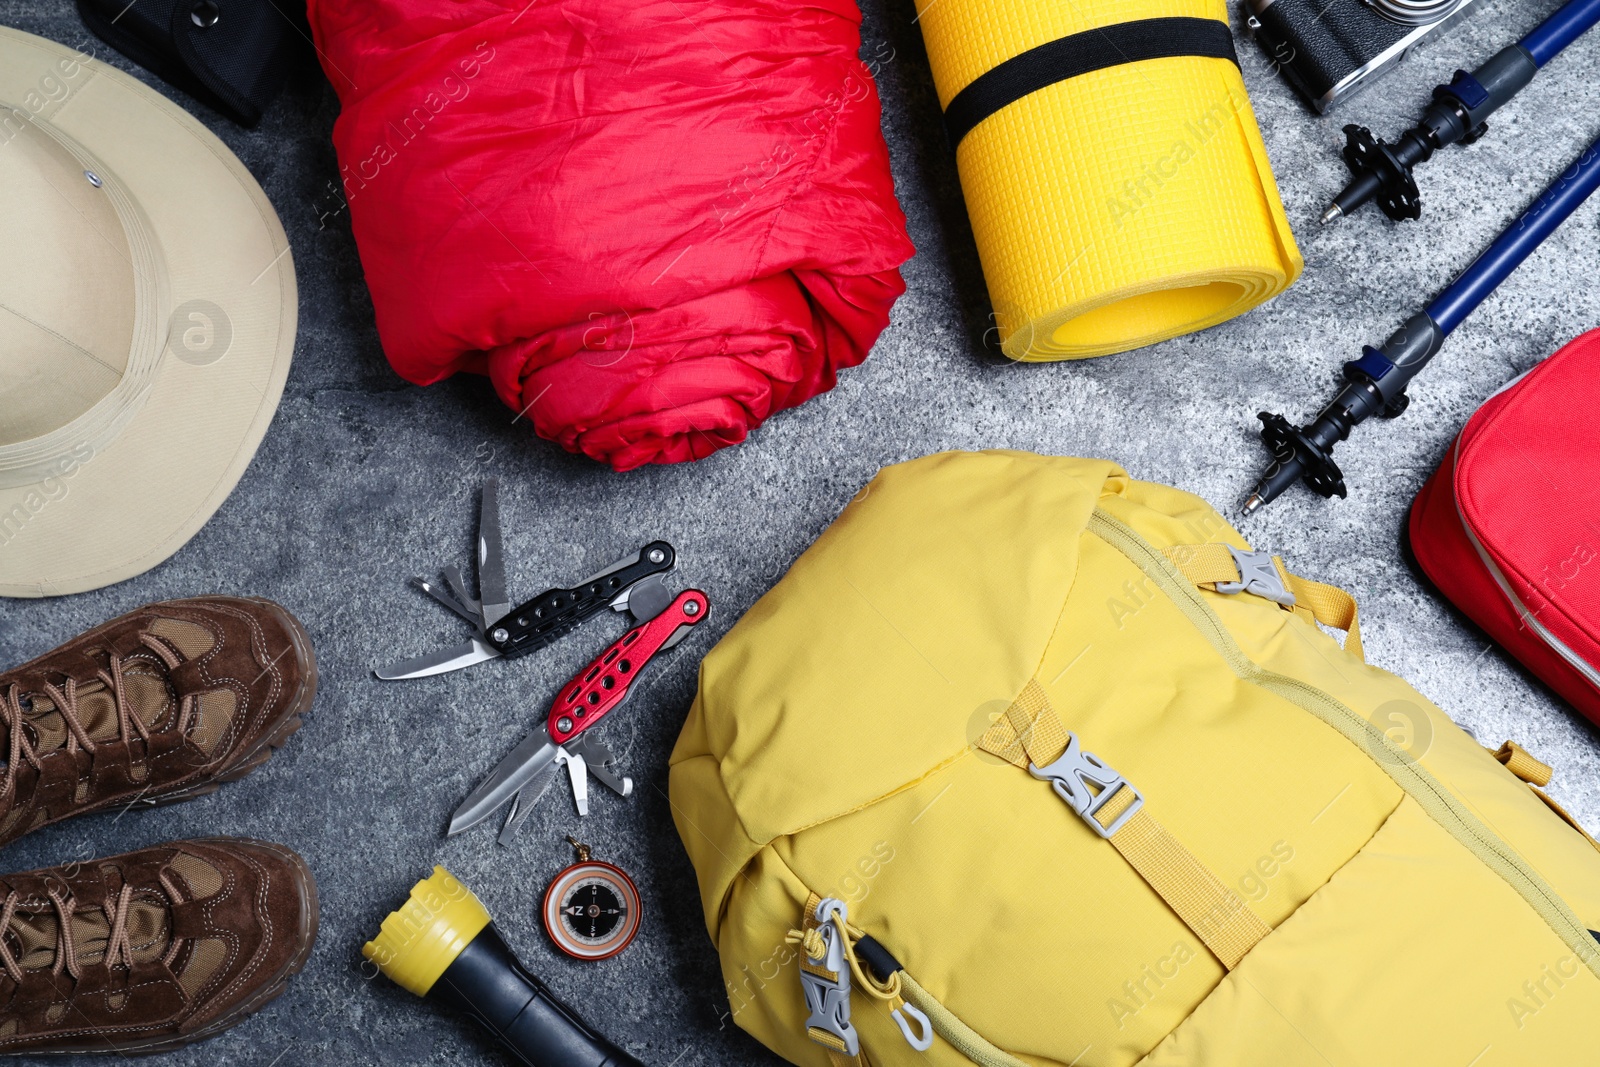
[1486,741,1597,855]
[1491,740,1554,787]
[978,676,1065,769]
[979,681,1270,969]
[1162,543,1364,662]
[1160,542,1245,586]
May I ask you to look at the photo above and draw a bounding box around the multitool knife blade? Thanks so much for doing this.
[373,638,500,681]
[476,479,511,631]
[412,576,480,626]
[442,565,479,625]
[494,757,567,846]
[448,733,561,836]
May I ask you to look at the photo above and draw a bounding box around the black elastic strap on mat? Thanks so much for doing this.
[943,17,1240,147]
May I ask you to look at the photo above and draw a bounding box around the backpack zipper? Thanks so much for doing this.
[1087,508,1600,980]
[898,969,1027,1067]
[862,936,1028,1067]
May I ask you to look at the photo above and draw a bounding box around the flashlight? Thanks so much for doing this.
[364,866,644,1067]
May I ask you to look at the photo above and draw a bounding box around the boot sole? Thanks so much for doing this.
[21,838,320,1056]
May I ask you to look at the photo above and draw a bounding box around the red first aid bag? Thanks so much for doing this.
[1410,330,1600,722]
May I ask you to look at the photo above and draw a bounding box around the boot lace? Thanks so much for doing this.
[0,632,187,796]
[0,867,183,983]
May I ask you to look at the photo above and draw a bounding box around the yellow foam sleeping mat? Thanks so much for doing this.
[917,0,1302,361]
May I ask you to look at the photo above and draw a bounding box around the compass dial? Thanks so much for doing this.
[542,860,641,960]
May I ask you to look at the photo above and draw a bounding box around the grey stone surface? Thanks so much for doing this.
[2,0,1599,1063]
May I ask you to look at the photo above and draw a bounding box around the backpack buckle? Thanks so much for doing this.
[1028,734,1144,839]
[1214,546,1296,608]
[798,898,859,1056]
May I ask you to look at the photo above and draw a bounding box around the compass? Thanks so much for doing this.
[542,838,641,960]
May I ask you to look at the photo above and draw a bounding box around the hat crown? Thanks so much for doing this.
[0,111,136,447]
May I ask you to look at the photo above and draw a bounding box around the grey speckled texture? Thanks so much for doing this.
[3,0,1600,1063]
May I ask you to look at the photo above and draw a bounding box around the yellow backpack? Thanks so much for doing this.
[669,451,1600,1066]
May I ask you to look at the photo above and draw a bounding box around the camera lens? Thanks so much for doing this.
[1362,0,1467,25]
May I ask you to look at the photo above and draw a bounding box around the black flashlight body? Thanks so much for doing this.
[427,923,644,1067]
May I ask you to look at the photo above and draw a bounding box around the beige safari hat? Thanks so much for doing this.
[0,26,296,598]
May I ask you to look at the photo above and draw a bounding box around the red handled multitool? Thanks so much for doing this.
[447,587,709,844]
[374,478,678,680]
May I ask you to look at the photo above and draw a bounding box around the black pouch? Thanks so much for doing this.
[77,0,307,127]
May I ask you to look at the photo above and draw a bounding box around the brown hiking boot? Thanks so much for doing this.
[0,598,316,846]
[0,838,317,1053]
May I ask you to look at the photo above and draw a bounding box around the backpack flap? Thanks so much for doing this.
[671,452,1128,942]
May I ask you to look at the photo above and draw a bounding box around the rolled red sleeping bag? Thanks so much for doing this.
[309,0,914,471]
[1410,330,1600,724]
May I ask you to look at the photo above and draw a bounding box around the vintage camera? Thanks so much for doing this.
[1243,0,1480,113]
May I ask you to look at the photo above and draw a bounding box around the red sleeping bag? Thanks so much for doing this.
[309,0,913,470]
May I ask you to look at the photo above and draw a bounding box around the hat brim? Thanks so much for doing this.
[0,27,296,597]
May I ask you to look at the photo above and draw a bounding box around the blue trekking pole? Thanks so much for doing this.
[1244,132,1600,513]
[1324,0,1600,224]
